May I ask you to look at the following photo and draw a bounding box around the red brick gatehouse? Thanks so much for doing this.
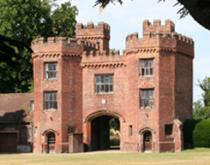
[0,19,194,153]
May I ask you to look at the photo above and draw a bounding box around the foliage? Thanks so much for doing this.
[199,77,210,106]
[193,100,210,120]
[51,1,78,37]
[109,118,120,130]
[193,77,210,120]
[0,0,77,93]
[95,0,210,31]
[193,119,210,147]
[183,119,199,148]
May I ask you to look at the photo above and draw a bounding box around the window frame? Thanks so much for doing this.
[139,88,154,109]
[164,124,173,136]
[139,58,154,77]
[44,91,58,110]
[95,74,113,94]
[44,62,57,80]
[29,100,34,112]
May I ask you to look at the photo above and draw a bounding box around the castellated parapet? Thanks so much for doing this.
[143,19,175,35]
[126,20,194,57]
[76,22,110,51]
[31,37,83,58]
[81,50,125,68]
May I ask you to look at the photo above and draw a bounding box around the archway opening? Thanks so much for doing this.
[90,115,120,151]
[143,131,152,152]
[46,132,56,153]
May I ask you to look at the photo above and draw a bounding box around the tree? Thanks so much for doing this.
[95,0,210,31]
[199,77,210,106]
[193,78,210,120]
[0,0,78,93]
[193,100,210,120]
[51,1,78,37]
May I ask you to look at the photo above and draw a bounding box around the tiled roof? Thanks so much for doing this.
[0,93,33,123]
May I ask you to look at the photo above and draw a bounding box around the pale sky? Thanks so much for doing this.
[59,0,210,102]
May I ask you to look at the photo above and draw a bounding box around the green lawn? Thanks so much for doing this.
[0,148,210,165]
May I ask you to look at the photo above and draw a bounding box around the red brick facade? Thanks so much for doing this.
[31,20,194,153]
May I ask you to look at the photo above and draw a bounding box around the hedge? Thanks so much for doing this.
[193,119,210,147]
[183,119,199,148]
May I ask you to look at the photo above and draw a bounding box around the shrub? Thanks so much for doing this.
[183,119,199,148]
[193,119,210,147]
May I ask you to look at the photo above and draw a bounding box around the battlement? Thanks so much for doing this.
[126,29,193,57]
[32,37,77,45]
[126,19,193,52]
[81,49,124,68]
[83,49,121,56]
[31,37,82,57]
[76,22,110,32]
[77,40,98,52]
[175,33,193,44]
[143,19,175,36]
[76,22,110,39]
[76,22,110,52]
[126,33,139,42]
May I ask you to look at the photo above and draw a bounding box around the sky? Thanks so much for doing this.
[60,0,210,102]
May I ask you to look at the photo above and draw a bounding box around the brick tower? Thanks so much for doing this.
[125,20,194,152]
[32,37,83,153]
[76,22,110,51]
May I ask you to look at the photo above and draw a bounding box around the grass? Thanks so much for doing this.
[0,148,210,165]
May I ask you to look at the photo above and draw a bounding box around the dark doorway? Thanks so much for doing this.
[47,132,55,153]
[143,131,152,152]
[0,133,17,153]
[90,115,120,151]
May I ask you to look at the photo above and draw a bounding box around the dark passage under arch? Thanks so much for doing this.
[90,115,120,151]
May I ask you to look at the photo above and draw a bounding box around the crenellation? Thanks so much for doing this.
[82,49,121,57]
[165,19,175,32]
[126,33,139,41]
[31,37,83,56]
[143,19,175,36]
[87,22,94,29]
[76,22,110,31]
[98,22,110,31]
[176,34,194,45]
[153,19,161,28]
[32,37,77,45]
[76,22,110,51]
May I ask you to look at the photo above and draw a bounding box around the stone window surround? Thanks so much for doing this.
[139,58,154,77]
[95,74,113,94]
[44,62,57,80]
[44,91,57,110]
[139,88,154,109]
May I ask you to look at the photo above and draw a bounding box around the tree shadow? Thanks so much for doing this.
[0,109,33,153]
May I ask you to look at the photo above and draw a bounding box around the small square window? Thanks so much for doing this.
[45,63,57,80]
[165,124,173,136]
